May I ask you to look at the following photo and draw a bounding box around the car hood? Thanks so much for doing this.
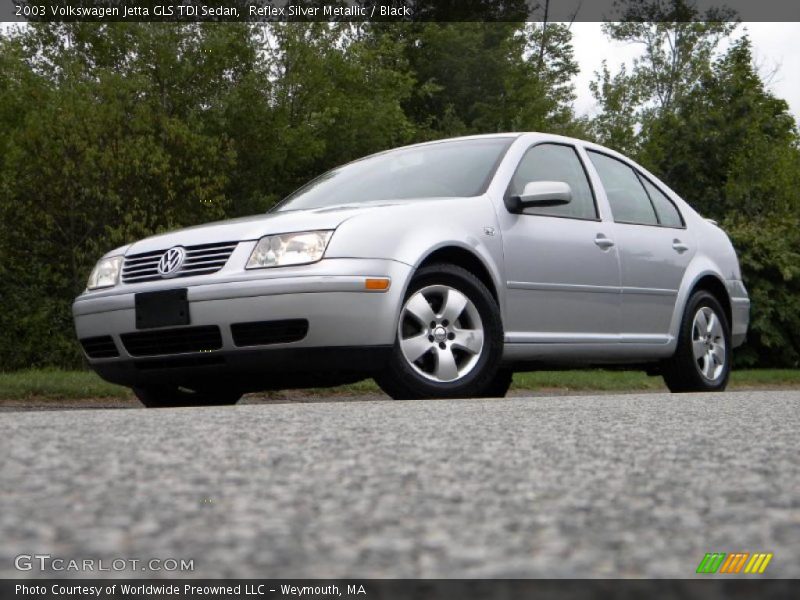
[123,200,435,255]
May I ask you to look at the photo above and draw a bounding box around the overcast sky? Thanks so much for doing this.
[570,22,800,121]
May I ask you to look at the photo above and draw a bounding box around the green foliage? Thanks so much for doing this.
[639,38,799,220]
[378,22,582,137]
[601,19,735,113]
[260,23,416,198]
[1,24,243,367]
[725,217,800,367]
[591,1,736,153]
[589,62,641,154]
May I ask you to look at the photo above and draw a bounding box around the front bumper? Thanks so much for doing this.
[73,258,411,388]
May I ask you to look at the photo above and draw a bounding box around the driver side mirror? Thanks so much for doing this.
[505,181,572,214]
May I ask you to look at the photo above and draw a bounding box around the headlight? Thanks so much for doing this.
[87,256,123,290]
[247,230,333,269]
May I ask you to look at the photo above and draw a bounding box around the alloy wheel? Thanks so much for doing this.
[398,285,484,383]
[691,306,726,381]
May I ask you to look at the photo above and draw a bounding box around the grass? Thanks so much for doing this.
[0,368,133,400]
[1,367,799,401]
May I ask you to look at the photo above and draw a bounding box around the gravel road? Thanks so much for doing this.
[1,391,798,578]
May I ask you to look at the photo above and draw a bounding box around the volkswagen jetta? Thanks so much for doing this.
[74,133,750,406]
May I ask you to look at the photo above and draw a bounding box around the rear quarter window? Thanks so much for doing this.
[639,176,684,228]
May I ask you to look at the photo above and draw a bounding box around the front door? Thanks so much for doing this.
[498,143,622,343]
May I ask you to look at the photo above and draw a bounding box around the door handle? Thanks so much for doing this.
[594,234,615,250]
[672,239,689,253]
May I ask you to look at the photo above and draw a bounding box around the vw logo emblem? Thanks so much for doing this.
[157,246,186,277]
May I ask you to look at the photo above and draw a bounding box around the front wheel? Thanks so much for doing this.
[662,291,731,393]
[375,263,504,400]
[480,368,513,398]
[133,385,242,408]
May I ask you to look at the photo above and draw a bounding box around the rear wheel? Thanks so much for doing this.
[375,263,503,400]
[662,291,731,393]
[133,385,242,408]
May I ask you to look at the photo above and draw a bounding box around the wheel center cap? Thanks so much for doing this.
[433,326,447,342]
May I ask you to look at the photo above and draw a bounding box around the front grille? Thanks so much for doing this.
[122,241,238,283]
[120,326,223,357]
[231,319,309,347]
[80,336,119,359]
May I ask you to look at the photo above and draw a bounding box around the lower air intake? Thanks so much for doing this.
[121,326,223,357]
[231,319,309,347]
[80,336,119,359]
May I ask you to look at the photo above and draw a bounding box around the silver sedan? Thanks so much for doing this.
[73,133,750,406]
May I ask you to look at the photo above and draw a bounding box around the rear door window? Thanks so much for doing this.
[587,151,658,226]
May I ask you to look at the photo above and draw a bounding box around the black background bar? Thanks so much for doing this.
[3,579,799,600]
[2,0,800,23]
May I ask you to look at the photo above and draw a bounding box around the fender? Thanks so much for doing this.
[408,238,507,322]
[325,196,508,323]
[669,256,729,351]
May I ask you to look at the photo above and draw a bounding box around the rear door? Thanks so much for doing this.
[585,150,694,340]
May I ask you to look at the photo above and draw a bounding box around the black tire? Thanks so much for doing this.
[375,263,503,400]
[662,290,731,393]
[480,368,514,398]
[133,385,242,408]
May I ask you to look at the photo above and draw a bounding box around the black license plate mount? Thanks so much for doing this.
[135,289,190,330]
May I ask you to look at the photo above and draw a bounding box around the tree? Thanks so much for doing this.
[376,21,583,138]
[640,38,800,366]
[0,24,250,367]
[639,37,799,219]
[589,62,641,154]
[590,0,736,151]
[262,23,416,198]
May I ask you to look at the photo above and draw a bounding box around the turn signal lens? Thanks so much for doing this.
[365,278,391,291]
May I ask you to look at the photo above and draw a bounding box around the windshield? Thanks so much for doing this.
[275,137,514,212]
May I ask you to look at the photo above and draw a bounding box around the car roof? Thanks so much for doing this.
[342,132,634,175]
[404,132,621,155]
